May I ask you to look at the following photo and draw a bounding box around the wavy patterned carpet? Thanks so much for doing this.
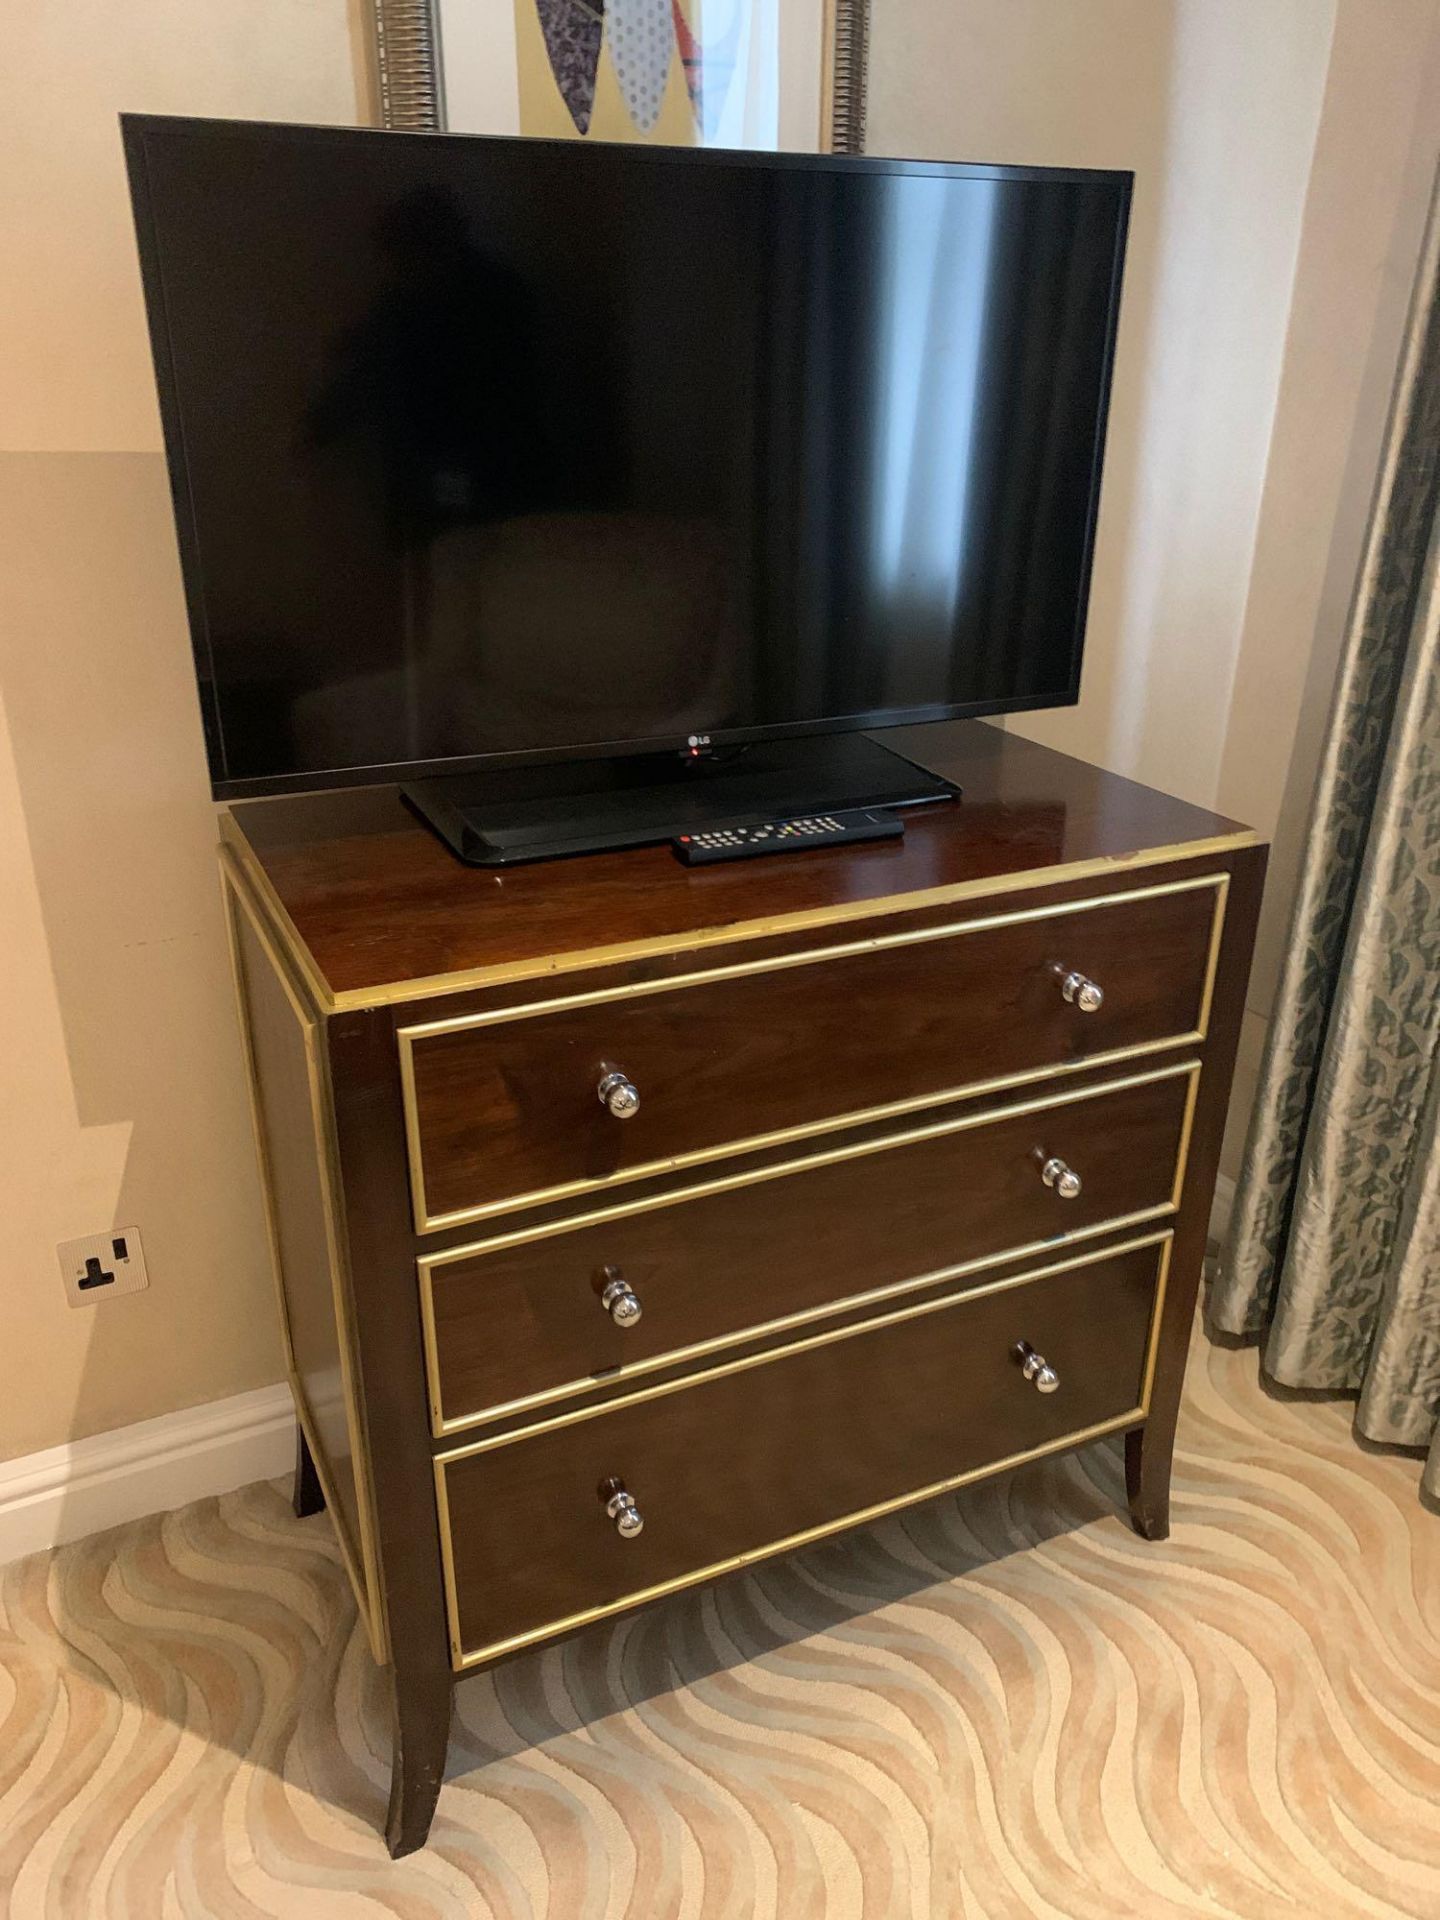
[2,1324,1436,1920]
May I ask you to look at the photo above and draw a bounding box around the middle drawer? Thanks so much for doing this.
[421,1059,1196,1435]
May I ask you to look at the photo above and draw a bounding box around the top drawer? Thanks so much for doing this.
[400,873,1225,1230]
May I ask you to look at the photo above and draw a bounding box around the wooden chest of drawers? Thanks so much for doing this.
[220,721,1264,1855]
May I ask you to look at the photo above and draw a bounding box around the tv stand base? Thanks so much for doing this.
[402,732,956,866]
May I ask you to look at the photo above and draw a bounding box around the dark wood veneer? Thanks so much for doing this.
[1125,841,1265,1540]
[406,878,1218,1224]
[325,1004,454,1855]
[440,1238,1166,1661]
[229,898,369,1572]
[426,1065,1192,1430]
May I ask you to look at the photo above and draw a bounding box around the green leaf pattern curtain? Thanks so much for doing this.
[1210,174,1440,1507]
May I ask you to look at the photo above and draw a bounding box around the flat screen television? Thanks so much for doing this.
[124,117,1130,860]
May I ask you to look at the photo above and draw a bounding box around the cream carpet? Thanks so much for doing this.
[2,1325,1436,1919]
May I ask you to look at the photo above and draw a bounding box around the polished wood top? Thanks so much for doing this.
[220,721,1253,1010]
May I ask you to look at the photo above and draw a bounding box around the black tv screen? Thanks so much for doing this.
[124,118,1130,797]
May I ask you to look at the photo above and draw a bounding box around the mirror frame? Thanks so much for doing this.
[365,1,870,151]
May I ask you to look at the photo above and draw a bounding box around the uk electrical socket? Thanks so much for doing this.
[58,1228,149,1307]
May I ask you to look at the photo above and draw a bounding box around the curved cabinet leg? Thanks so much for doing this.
[292,1423,325,1520]
[386,1664,453,1858]
[1125,1424,1171,1542]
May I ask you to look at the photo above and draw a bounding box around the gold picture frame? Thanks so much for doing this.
[366,0,870,152]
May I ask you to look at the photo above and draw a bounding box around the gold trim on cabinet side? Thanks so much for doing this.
[419,1059,1201,1437]
[222,865,376,1648]
[400,873,1229,1234]
[220,869,301,1390]
[220,829,338,1019]
[1139,1236,1174,1413]
[225,823,1259,1017]
[1171,1068,1202,1214]
[221,853,389,1664]
[435,1229,1172,1669]
[306,1017,391,1666]
[1194,862,1231,1040]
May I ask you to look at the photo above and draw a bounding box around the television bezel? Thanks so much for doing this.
[122,113,1132,800]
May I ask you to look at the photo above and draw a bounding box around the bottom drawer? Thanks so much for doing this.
[437,1232,1169,1667]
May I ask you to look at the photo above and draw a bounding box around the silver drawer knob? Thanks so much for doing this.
[1057,967,1104,1013]
[597,1066,640,1119]
[600,1477,644,1537]
[1015,1341,1060,1393]
[1040,1155,1082,1200]
[599,1267,642,1327]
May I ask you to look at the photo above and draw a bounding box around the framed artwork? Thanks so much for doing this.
[367,0,869,153]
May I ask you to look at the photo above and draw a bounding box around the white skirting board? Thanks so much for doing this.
[0,1383,295,1567]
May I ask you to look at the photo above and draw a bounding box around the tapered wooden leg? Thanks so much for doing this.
[1125,1424,1171,1542]
[292,1424,325,1520]
[386,1664,452,1858]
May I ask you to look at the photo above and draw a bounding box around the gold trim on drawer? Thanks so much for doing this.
[399,872,1229,1234]
[435,1230,1173,1669]
[419,1059,1201,1437]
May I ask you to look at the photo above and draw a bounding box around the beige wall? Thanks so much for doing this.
[0,3,366,1461]
[870,0,1440,1177]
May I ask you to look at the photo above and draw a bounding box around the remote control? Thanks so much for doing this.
[673,809,905,865]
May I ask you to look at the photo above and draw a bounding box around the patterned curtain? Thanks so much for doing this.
[1210,169,1440,1507]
